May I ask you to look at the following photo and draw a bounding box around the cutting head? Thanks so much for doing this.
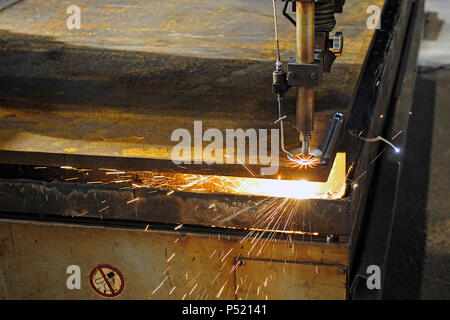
[287,147,323,169]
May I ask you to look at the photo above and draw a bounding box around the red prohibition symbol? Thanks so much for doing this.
[89,264,125,298]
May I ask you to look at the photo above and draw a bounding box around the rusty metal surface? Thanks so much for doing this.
[0,178,352,235]
[0,0,385,181]
[0,219,348,299]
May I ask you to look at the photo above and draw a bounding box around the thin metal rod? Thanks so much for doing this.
[272,0,282,69]
[277,96,293,157]
[272,0,292,157]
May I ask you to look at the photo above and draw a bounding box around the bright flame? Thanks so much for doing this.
[140,153,346,200]
[289,154,321,169]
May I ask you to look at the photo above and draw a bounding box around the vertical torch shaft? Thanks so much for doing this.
[295,0,315,155]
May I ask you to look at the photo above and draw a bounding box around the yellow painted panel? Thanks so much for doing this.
[0,219,348,299]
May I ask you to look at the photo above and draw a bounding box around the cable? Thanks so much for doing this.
[348,129,400,153]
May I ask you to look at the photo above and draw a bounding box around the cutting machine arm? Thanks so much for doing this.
[272,0,345,159]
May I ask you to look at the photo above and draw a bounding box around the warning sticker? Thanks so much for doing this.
[89,264,125,298]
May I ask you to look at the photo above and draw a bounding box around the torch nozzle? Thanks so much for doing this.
[300,132,311,157]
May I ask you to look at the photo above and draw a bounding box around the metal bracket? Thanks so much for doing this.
[282,0,297,27]
[287,59,323,87]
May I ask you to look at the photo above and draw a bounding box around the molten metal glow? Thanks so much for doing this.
[140,153,346,200]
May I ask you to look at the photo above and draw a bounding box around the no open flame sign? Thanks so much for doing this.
[89,264,125,298]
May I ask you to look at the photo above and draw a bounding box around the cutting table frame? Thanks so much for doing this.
[0,0,424,299]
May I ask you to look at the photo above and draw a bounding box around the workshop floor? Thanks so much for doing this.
[417,0,450,298]
[418,69,450,299]
[389,0,450,299]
